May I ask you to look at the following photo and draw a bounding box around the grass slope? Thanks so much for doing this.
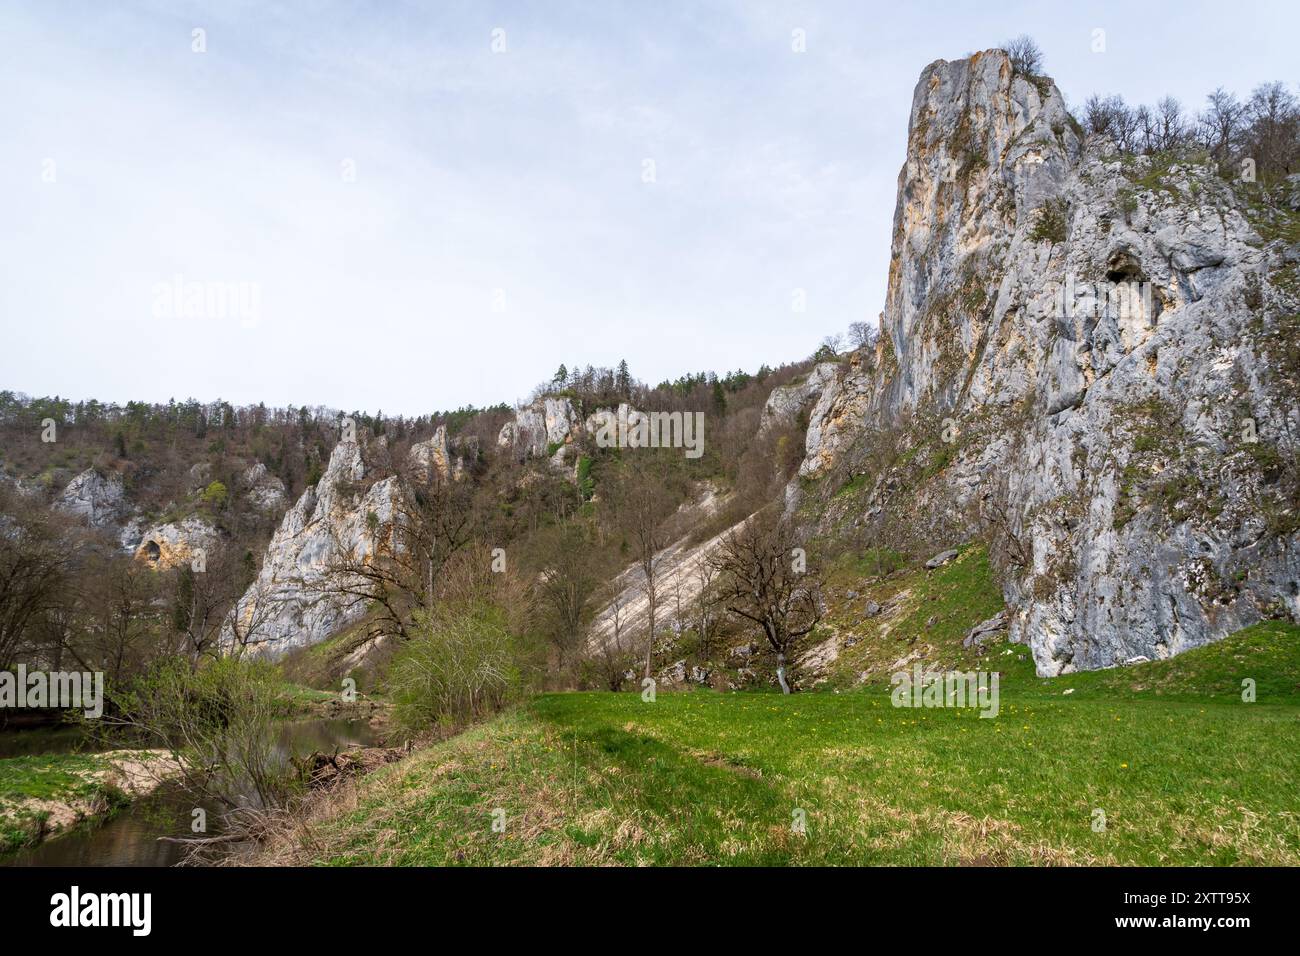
[276,621,1300,867]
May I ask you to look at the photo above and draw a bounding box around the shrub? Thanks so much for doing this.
[387,603,529,735]
[103,655,296,812]
[1029,197,1070,244]
[201,480,229,510]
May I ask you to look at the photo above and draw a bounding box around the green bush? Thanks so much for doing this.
[1029,197,1070,244]
[387,604,531,736]
[200,480,229,510]
[104,655,296,811]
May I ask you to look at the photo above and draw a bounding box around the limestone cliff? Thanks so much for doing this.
[225,430,453,656]
[795,50,1299,674]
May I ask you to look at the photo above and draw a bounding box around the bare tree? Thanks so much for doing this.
[1154,96,1188,151]
[594,590,629,691]
[534,523,602,675]
[693,553,719,660]
[710,511,822,693]
[0,487,75,667]
[171,545,255,662]
[847,320,878,351]
[1198,88,1244,170]
[603,457,676,679]
[1003,35,1043,77]
[1244,81,1300,179]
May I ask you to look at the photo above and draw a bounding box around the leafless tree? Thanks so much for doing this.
[603,457,676,679]
[321,449,479,640]
[710,511,822,693]
[594,590,630,691]
[0,487,75,666]
[1003,35,1043,76]
[693,553,719,660]
[534,523,602,674]
[171,544,255,662]
[847,320,878,351]
[1198,88,1245,169]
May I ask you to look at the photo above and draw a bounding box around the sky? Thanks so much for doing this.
[1,0,1295,415]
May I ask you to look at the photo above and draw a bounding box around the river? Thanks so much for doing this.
[0,717,379,867]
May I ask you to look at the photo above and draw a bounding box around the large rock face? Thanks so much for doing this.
[226,431,455,657]
[56,469,126,529]
[797,50,1299,674]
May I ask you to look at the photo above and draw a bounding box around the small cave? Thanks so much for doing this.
[1104,249,1144,284]
[143,540,161,563]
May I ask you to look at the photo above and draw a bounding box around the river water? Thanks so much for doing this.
[0,718,379,867]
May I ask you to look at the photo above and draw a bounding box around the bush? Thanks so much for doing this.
[103,655,296,812]
[1029,197,1070,244]
[387,604,531,736]
[201,480,229,510]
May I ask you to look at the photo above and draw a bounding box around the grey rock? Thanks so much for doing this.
[962,610,1008,648]
[56,469,126,529]
[791,49,1300,675]
[925,549,959,569]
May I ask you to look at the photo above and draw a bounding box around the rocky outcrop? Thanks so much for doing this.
[243,463,288,513]
[134,515,220,570]
[795,50,1299,674]
[55,469,126,529]
[760,362,839,435]
[225,431,458,656]
[225,436,399,656]
[498,397,581,460]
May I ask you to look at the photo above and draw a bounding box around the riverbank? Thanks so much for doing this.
[0,749,179,852]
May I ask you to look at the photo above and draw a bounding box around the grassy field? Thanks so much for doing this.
[269,621,1300,866]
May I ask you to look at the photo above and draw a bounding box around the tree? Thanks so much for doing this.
[693,553,719,660]
[200,480,229,510]
[0,486,75,667]
[171,544,256,662]
[710,511,822,693]
[322,442,480,641]
[847,320,878,351]
[1244,81,1300,180]
[594,590,630,691]
[534,523,603,673]
[1003,35,1043,77]
[603,457,677,679]
[1199,88,1244,170]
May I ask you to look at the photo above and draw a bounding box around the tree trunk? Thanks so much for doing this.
[776,651,791,694]
[643,589,656,680]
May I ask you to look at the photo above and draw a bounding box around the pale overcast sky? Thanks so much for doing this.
[1,1,1294,414]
